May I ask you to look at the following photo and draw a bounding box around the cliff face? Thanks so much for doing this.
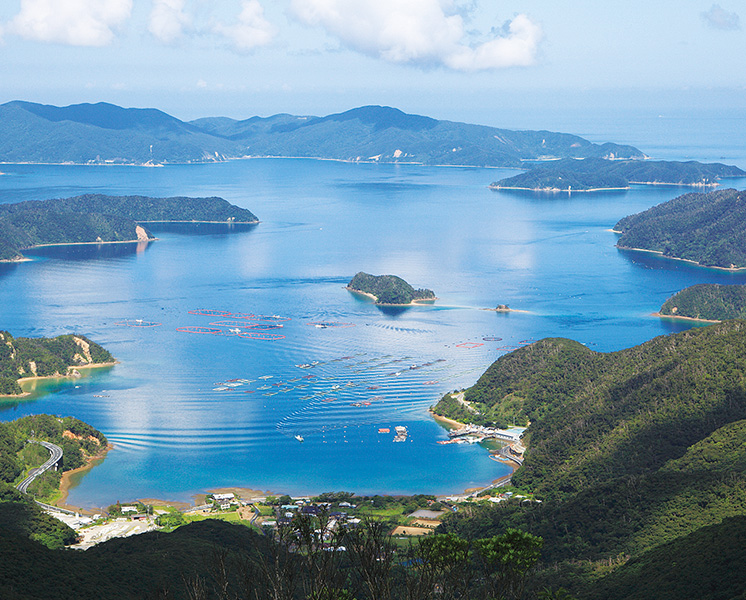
[0,332,114,395]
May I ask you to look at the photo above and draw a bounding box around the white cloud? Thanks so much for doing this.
[213,0,276,52]
[290,0,542,71]
[149,0,191,43]
[9,0,132,46]
[701,4,741,30]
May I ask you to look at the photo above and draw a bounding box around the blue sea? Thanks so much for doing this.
[1,108,745,509]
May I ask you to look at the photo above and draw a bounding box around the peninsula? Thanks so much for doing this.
[346,272,436,305]
[614,188,746,269]
[490,158,745,192]
[0,194,258,261]
[0,331,115,396]
[658,283,746,322]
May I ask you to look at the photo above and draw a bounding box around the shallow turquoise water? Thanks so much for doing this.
[1,144,745,508]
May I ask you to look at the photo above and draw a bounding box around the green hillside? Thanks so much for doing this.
[614,188,746,268]
[0,194,258,260]
[0,414,109,549]
[0,331,114,395]
[347,271,436,305]
[433,321,746,598]
[0,101,644,167]
[660,283,746,321]
[490,158,745,191]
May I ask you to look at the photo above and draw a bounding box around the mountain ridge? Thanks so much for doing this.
[0,100,644,167]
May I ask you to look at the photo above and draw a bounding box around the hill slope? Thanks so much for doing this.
[0,101,644,167]
[194,105,645,167]
[0,330,114,395]
[435,321,746,498]
[0,101,239,164]
[614,188,746,268]
[490,157,745,191]
[0,194,258,260]
[659,283,746,321]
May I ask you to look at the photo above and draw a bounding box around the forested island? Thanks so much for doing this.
[489,158,745,191]
[0,331,114,396]
[658,283,746,321]
[0,100,644,167]
[433,320,746,597]
[614,188,746,268]
[0,414,108,548]
[347,272,436,305]
[0,194,258,261]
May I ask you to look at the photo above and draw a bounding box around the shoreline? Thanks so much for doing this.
[345,286,438,306]
[652,311,721,324]
[490,185,630,193]
[56,444,113,512]
[490,180,722,193]
[615,244,746,272]
[0,362,118,399]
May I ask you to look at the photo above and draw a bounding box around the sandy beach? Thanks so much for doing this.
[652,312,721,324]
[346,287,438,306]
[56,444,113,512]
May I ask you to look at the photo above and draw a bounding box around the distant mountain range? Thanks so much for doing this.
[0,101,644,167]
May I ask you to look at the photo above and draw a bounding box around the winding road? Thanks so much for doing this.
[16,439,63,494]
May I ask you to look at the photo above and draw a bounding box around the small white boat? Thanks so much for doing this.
[295,435,304,442]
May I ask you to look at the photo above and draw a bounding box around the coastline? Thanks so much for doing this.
[346,286,438,306]
[0,361,119,399]
[615,244,746,272]
[22,239,155,250]
[652,312,721,324]
[56,444,113,512]
[489,185,630,193]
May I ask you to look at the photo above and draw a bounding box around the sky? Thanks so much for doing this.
[0,0,744,126]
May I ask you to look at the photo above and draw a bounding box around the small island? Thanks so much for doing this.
[658,284,746,322]
[490,158,746,192]
[0,331,115,396]
[613,188,746,269]
[0,194,259,261]
[346,272,436,305]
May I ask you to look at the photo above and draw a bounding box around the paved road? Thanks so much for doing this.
[16,439,63,494]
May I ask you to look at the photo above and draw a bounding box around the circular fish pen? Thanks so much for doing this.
[237,332,286,341]
[114,319,162,327]
[176,326,223,335]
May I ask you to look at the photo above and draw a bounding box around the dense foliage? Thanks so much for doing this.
[0,415,108,549]
[0,513,545,600]
[434,321,746,598]
[0,100,644,167]
[659,283,746,320]
[614,188,746,268]
[490,158,745,191]
[347,272,435,305]
[0,330,114,395]
[0,194,258,260]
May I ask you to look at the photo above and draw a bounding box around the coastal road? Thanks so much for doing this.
[16,440,63,495]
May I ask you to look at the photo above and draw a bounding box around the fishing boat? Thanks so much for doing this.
[295,435,304,442]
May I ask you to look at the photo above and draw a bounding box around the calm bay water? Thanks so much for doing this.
[1,113,745,508]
